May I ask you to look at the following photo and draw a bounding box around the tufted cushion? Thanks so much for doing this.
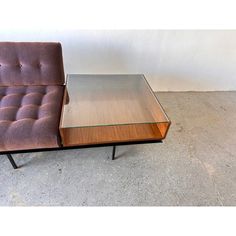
[0,85,64,151]
[0,42,65,86]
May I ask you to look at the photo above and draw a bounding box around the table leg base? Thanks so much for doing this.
[112,146,116,160]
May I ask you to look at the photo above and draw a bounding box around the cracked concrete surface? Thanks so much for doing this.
[0,92,236,206]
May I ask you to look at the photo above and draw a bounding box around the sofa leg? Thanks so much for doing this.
[6,154,18,169]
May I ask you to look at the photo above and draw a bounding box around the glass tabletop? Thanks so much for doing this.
[60,74,170,129]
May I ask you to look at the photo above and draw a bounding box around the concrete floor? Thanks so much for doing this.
[0,92,236,206]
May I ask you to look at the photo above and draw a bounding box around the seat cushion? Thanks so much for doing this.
[0,85,64,151]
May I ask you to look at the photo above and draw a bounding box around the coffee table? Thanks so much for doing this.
[59,74,171,159]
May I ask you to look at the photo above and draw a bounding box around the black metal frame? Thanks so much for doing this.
[112,146,116,160]
[1,140,162,169]
[6,154,18,169]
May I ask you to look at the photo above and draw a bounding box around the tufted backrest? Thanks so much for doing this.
[0,42,65,86]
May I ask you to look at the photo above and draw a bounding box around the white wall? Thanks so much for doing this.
[1,30,236,91]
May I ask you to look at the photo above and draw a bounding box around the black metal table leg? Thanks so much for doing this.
[112,146,116,160]
[6,154,18,169]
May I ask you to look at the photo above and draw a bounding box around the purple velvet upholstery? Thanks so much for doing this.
[0,42,65,151]
[0,42,64,86]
